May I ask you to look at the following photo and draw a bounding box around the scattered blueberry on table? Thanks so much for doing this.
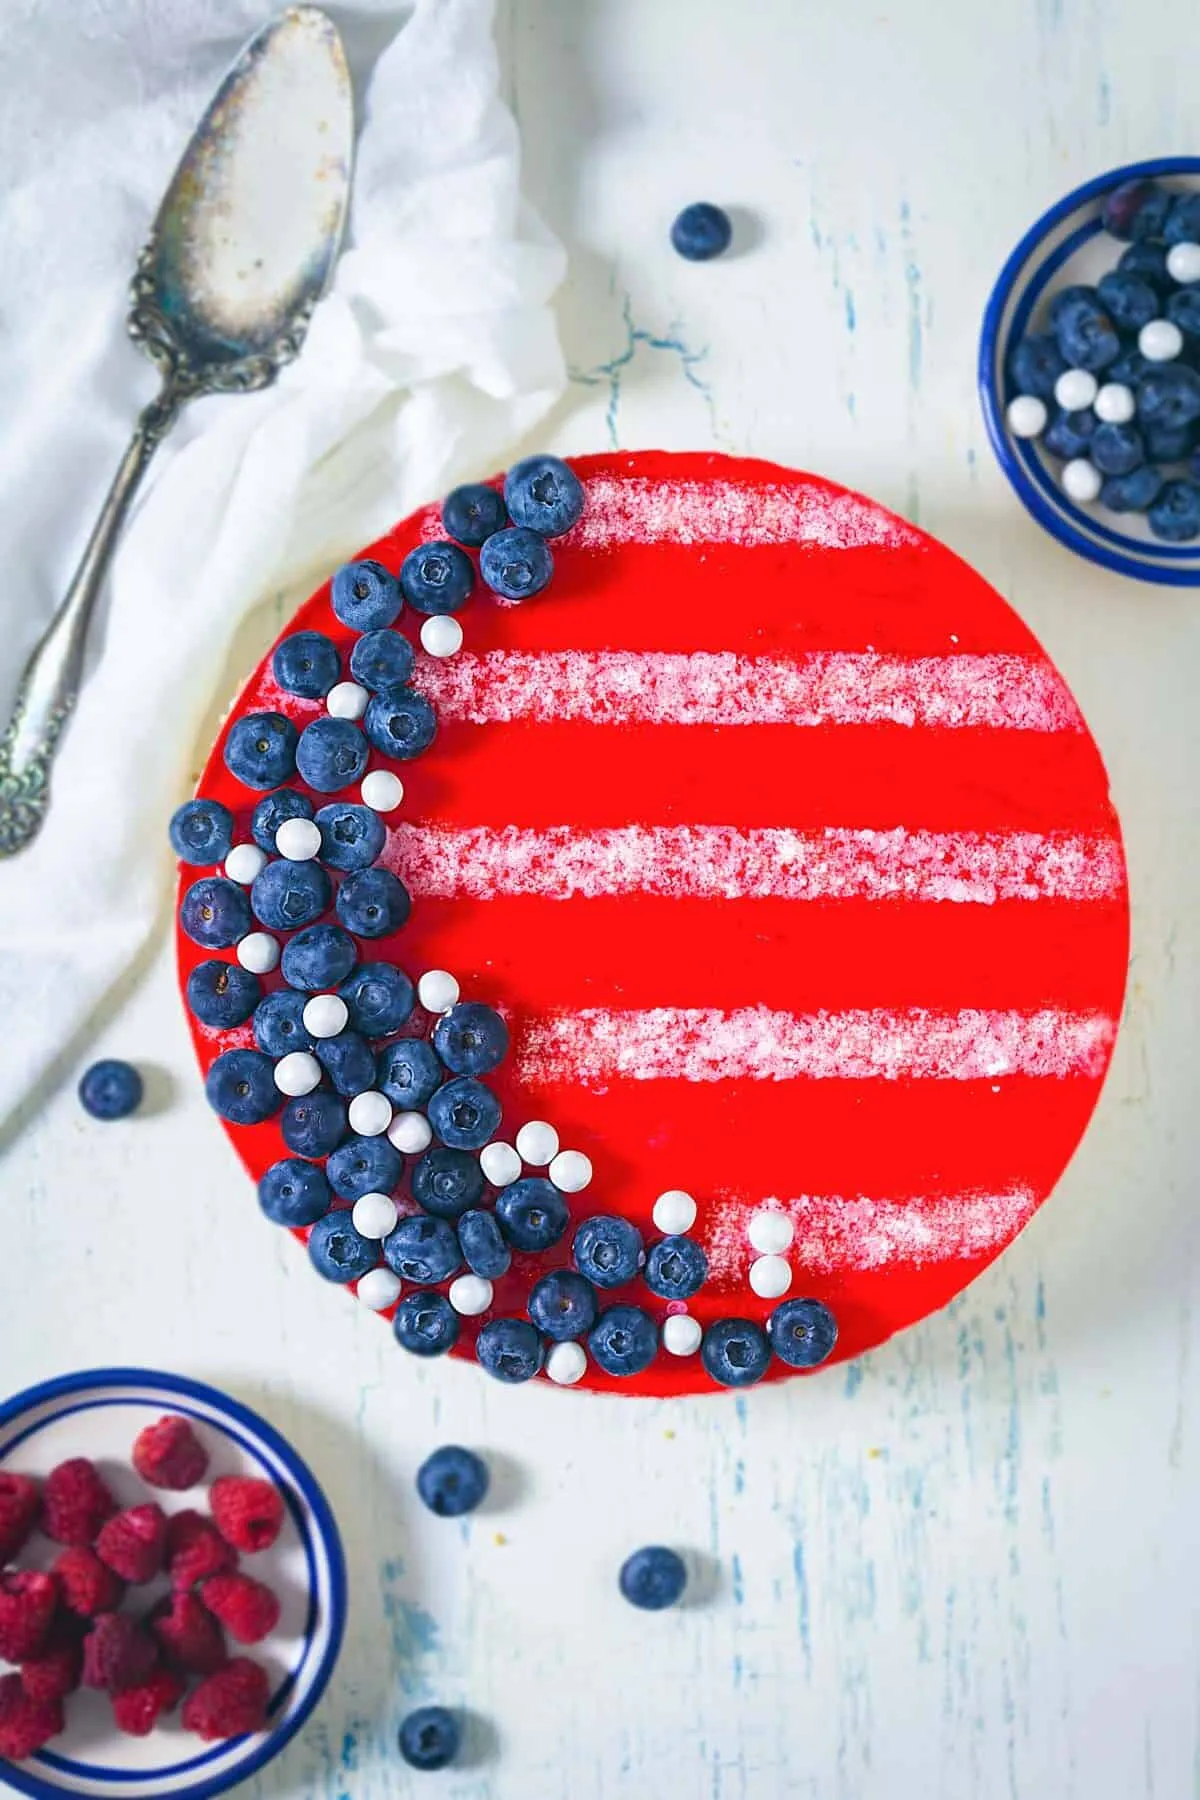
[670,201,732,261]
[416,1446,490,1518]
[78,1058,143,1121]
[398,1704,461,1771]
[619,1545,688,1611]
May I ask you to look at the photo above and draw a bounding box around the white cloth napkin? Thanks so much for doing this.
[0,0,566,1129]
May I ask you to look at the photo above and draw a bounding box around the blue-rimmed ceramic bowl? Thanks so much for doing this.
[0,1369,346,1800]
[979,155,1200,585]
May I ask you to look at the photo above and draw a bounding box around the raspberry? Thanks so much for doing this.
[20,1619,83,1704]
[0,1570,59,1662]
[81,1613,158,1695]
[0,1672,63,1760]
[42,1457,116,1546]
[151,1590,228,1675]
[181,1656,270,1740]
[111,1667,185,1737]
[95,1504,167,1583]
[199,1573,280,1645]
[131,1416,209,1492]
[165,1509,238,1589]
[53,1545,124,1618]
[209,1477,284,1553]
[0,1473,40,1562]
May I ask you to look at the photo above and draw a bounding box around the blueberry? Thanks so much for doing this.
[457,1209,511,1279]
[528,1270,598,1341]
[253,989,314,1057]
[295,717,369,794]
[78,1058,143,1120]
[1101,178,1171,242]
[315,1031,376,1097]
[271,630,340,699]
[312,802,385,874]
[587,1306,659,1378]
[224,712,298,789]
[338,962,414,1037]
[181,876,252,949]
[349,629,415,693]
[169,798,234,866]
[572,1214,644,1288]
[1148,477,1200,540]
[398,1705,461,1771]
[618,1545,687,1610]
[1096,269,1160,332]
[701,1317,772,1387]
[1118,241,1173,292]
[1145,422,1195,461]
[363,687,438,760]
[416,1446,489,1518]
[503,456,585,538]
[412,1146,485,1219]
[336,867,411,938]
[281,923,358,992]
[205,1049,281,1125]
[383,1214,462,1283]
[443,482,507,547]
[399,541,475,616]
[475,1317,544,1383]
[479,527,553,601]
[1164,192,1200,246]
[327,1132,403,1199]
[258,1157,331,1227]
[432,1003,509,1075]
[250,858,331,931]
[377,1038,442,1107]
[331,559,402,632]
[250,788,313,854]
[643,1235,708,1301]
[394,1290,459,1356]
[1049,287,1120,372]
[1137,364,1200,429]
[1090,420,1145,476]
[1006,333,1066,400]
[1101,465,1164,511]
[1106,346,1153,389]
[308,1211,378,1284]
[1042,407,1098,461]
[427,1077,501,1150]
[187,959,260,1029]
[281,1090,347,1157]
[766,1297,839,1368]
[1167,287,1200,341]
[494,1177,570,1252]
[670,201,732,261]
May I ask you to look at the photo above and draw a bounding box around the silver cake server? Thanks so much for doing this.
[0,5,353,857]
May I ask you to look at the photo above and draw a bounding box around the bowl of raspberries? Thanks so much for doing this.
[980,156,1200,583]
[0,1369,345,1799]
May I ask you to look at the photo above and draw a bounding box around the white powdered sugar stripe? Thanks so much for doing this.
[388,825,1124,904]
[568,476,925,550]
[414,650,1081,731]
[516,1007,1114,1085]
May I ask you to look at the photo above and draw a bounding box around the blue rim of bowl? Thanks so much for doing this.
[0,1368,348,1800]
[978,154,1200,586]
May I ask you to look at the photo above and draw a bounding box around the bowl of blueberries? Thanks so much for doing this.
[980,156,1200,583]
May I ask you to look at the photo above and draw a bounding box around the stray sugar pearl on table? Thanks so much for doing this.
[515,1120,559,1166]
[1006,394,1047,438]
[420,615,464,658]
[1139,318,1184,362]
[1054,367,1098,412]
[652,1189,697,1234]
[747,1209,794,1254]
[662,1313,703,1356]
[449,1274,494,1316]
[274,1050,322,1097]
[237,931,280,974]
[1062,457,1103,503]
[480,1140,522,1186]
[749,1253,793,1299]
[1094,381,1136,425]
[303,993,348,1039]
[225,842,267,885]
[389,1110,433,1155]
[275,817,322,861]
[549,1149,592,1193]
[348,1090,392,1136]
[357,1267,402,1310]
[326,680,369,721]
[1167,241,1200,284]
[418,969,459,1013]
[352,1190,399,1238]
[546,1340,587,1385]
[361,769,403,813]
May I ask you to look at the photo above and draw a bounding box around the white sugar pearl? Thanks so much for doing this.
[1094,381,1135,425]
[418,969,459,1013]
[662,1313,703,1356]
[449,1274,493,1316]
[1061,457,1102,503]
[326,680,369,721]
[357,1267,402,1311]
[1139,317,1184,362]
[748,1209,794,1255]
[1005,394,1047,439]
[545,1341,587,1386]
[420,615,464,658]
[480,1141,522,1186]
[351,1191,398,1238]
[1167,241,1200,284]
[225,843,267,885]
[274,1050,322,1097]
[237,931,279,974]
[361,769,404,813]
[348,1090,392,1136]
[1053,367,1097,412]
[515,1120,559,1166]
[303,994,348,1039]
[749,1254,793,1300]
[549,1150,593,1193]
[275,817,322,861]
[652,1189,697,1235]
[389,1111,433,1154]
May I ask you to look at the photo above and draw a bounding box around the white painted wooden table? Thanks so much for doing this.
[6,2,1200,1795]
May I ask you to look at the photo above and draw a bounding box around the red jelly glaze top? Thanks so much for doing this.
[175,451,1129,1397]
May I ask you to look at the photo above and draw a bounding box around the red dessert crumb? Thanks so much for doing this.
[151,1590,228,1675]
[0,1473,40,1563]
[81,1613,158,1695]
[199,1573,280,1645]
[53,1545,124,1619]
[95,1504,168,1584]
[132,1417,209,1492]
[209,1477,284,1553]
[42,1458,116,1546]
[0,1570,60,1662]
[111,1667,185,1737]
[0,1671,64,1760]
[165,1508,238,1589]
[20,1619,84,1704]
[181,1656,270,1740]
